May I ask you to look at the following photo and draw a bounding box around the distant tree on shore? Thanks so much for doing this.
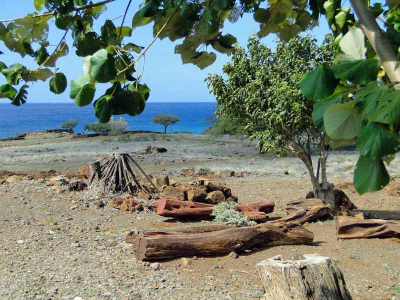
[60,119,78,131]
[84,117,129,135]
[206,35,338,206]
[152,114,180,134]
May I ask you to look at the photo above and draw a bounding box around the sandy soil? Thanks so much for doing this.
[0,132,399,300]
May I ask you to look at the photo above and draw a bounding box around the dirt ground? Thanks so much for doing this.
[0,132,399,300]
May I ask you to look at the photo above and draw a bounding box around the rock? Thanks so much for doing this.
[229,251,239,259]
[68,180,88,191]
[161,186,186,201]
[180,169,194,177]
[52,186,65,194]
[281,169,289,175]
[205,191,226,204]
[137,190,151,200]
[235,171,245,177]
[77,166,90,179]
[6,175,25,183]
[39,218,56,226]
[150,262,161,271]
[180,257,191,267]
[0,178,5,184]
[46,175,69,186]
[36,178,45,183]
[107,195,143,212]
[226,195,239,202]
[94,200,105,208]
[152,176,170,189]
[156,147,168,153]
[186,188,207,202]
[220,170,235,177]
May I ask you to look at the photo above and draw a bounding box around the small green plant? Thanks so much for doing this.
[197,167,212,176]
[211,202,256,227]
[349,252,360,260]
[101,137,113,143]
[118,133,132,142]
[60,119,78,130]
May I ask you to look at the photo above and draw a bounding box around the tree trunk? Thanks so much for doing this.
[350,0,400,87]
[163,125,167,134]
[135,222,313,261]
[257,254,352,300]
[88,160,102,186]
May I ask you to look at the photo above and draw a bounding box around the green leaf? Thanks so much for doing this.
[75,32,102,57]
[34,0,45,11]
[354,155,390,195]
[12,14,51,43]
[124,43,144,54]
[11,85,28,106]
[1,63,26,85]
[324,101,362,139]
[212,34,237,54]
[355,82,387,116]
[70,76,96,107]
[34,46,49,65]
[49,73,67,94]
[334,8,350,32]
[333,58,380,85]
[101,20,118,45]
[22,68,53,82]
[94,95,114,123]
[331,138,356,150]
[139,0,160,18]
[114,90,146,116]
[369,90,400,125]
[253,8,270,23]
[55,15,74,30]
[189,51,217,70]
[337,27,365,60]
[117,26,132,39]
[132,11,154,29]
[300,63,338,100]
[312,94,342,129]
[357,122,399,159]
[0,84,18,100]
[214,0,234,10]
[90,49,117,83]
[44,42,69,67]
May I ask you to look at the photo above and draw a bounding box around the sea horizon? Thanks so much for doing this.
[0,102,217,138]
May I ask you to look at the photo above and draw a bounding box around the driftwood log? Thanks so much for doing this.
[273,207,331,225]
[155,199,275,221]
[257,254,352,300]
[134,222,313,261]
[336,216,400,239]
[348,209,400,220]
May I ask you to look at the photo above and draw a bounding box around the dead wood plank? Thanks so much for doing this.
[348,210,400,220]
[336,216,400,239]
[135,222,313,261]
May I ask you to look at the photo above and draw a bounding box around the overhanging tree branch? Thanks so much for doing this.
[350,0,400,87]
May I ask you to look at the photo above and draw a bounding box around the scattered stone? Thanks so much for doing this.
[229,251,239,259]
[281,169,289,175]
[186,188,207,202]
[220,170,235,177]
[107,195,143,212]
[36,178,45,183]
[180,169,194,177]
[46,175,69,186]
[39,218,56,226]
[150,262,161,271]
[77,166,90,179]
[180,257,191,267]
[6,175,25,183]
[94,200,105,208]
[161,186,186,201]
[68,180,88,191]
[152,176,170,189]
[0,178,5,184]
[205,191,226,204]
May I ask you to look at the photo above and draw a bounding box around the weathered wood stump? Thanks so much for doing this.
[155,199,275,221]
[256,254,352,300]
[336,216,400,239]
[135,222,313,261]
[88,160,101,186]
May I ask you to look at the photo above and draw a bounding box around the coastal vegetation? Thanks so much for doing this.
[84,117,129,134]
[60,119,78,131]
[152,114,180,134]
[206,35,337,204]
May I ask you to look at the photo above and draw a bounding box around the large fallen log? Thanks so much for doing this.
[135,222,313,261]
[273,206,331,225]
[257,254,352,300]
[125,224,234,243]
[336,216,400,239]
[156,199,275,221]
[348,210,400,220]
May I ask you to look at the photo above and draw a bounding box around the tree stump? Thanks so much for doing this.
[88,161,101,186]
[256,254,352,300]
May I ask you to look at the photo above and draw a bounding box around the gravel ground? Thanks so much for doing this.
[1,132,400,300]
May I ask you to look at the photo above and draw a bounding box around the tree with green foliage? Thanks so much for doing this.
[84,117,129,134]
[206,35,337,204]
[152,114,180,134]
[0,0,399,194]
[205,115,247,137]
[60,119,78,130]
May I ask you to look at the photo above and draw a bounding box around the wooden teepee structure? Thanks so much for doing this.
[89,153,159,195]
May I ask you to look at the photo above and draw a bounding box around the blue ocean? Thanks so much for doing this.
[0,102,217,138]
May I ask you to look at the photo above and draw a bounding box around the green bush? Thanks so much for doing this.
[84,117,129,134]
[204,115,246,137]
[60,119,78,130]
[211,202,256,227]
[117,134,132,142]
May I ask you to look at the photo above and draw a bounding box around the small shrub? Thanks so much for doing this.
[118,133,132,142]
[61,119,78,130]
[211,202,256,227]
[102,137,114,143]
[197,167,211,176]
[84,117,130,134]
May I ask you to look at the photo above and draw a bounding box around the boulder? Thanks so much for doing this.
[161,186,186,201]
[107,195,143,212]
[180,169,194,177]
[0,178,5,184]
[77,166,90,179]
[220,170,235,177]
[6,175,25,183]
[187,188,208,202]
[205,191,226,204]
[152,176,170,189]
[46,175,69,186]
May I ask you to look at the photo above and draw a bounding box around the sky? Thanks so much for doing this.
[0,0,330,103]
